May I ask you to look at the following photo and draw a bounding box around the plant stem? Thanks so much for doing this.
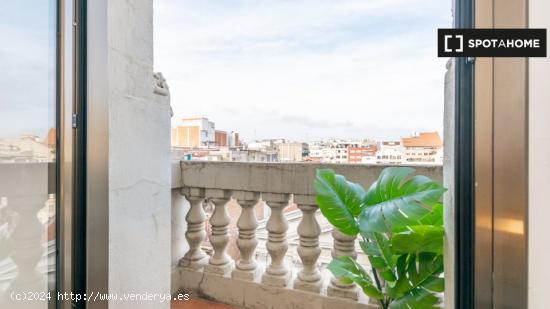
[372,268,382,291]
[363,234,384,292]
[373,269,387,309]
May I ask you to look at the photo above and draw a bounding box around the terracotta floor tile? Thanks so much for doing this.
[171,299,235,309]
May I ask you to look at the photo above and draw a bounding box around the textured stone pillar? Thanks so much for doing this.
[232,195,261,281]
[261,197,291,287]
[327,229,359,300]
[171,189,188,267]
[180,195,208,270]
[204,196,233,276]
[294,204,322,293]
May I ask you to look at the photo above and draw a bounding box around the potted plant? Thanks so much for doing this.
[314,167,446,309]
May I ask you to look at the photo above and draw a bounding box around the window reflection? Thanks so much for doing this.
[0,1,57,308]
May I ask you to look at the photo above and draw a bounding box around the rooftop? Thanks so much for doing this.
[401,132,443,147]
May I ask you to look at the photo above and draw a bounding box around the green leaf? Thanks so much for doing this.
[391,225,444,255]
[419,203,443,226]
[314,169,366,235]
[313,167,447,308]
[392,253,444,306]
[360,232,396,283]
[389,287,441,309]
[359,167,447,233]
[327,256,384,300]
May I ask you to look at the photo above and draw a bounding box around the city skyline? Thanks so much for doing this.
[171,115,443,144]
[170,116,444,165]
[155,0,452,141]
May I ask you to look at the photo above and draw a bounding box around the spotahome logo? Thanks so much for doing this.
[438,29,546,57]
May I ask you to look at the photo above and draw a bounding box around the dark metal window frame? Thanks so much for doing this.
[73,0,87,307]
[55,0,87,308]
[454,0,475,308]
[54,1,61,308]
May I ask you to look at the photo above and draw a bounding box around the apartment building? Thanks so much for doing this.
[307,140,365,163]
[323,141,359,164]
[347,145,378,164]
[171,117,216,148]
[247,149,278,162]
[228,131,240,148]
[0,134,54,163]
[401,132,443,164]
[214,130,228,147]
[247,139,279,162]
[205,147,247,161]
[248,139,276,151]
[306,141,324,160]
[275,141,308,162]
[376,141,404,164]
[172,118,240,149]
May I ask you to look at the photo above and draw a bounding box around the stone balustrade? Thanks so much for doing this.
[0,163,55,308]
[171,161,443,309]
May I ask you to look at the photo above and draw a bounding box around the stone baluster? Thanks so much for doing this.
[204,190,233,275]
[293,203,322,293]
[232,192,261,281]
[261,194,291,287]
[327,228,359,300]
[4,194,48,309]
[179,189,208,270]
[172,189,188,268]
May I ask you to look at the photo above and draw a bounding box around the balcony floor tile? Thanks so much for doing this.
[171,299,236,309]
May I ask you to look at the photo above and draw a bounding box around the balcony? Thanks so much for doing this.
[170,161,443,309]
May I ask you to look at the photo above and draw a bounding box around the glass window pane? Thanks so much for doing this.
[0,1,57,308]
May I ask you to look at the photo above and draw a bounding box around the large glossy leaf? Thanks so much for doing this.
[391,225,444,255]
[392,253,444,307]
[359,167,446,233]
[328,256,383,300]
[314,169,366,235]
[419,203,443,226]
[390,287,440,309]
[360,232,396,283]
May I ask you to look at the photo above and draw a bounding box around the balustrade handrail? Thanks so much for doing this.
[178,160,442,204]
[172,160,443,306]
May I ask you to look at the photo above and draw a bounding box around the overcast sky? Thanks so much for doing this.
[0,1,55,139]
[155,0,452,142]
[0,1,452,142]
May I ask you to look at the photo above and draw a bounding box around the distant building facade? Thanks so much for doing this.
[247,149,278,162]
[248,139,277,151]
[172,117,240,150]
[348,145,377,164]
[376,141,404,164]
[276,142,308,162]
[0,134,54,163]
[171,117,215,148]
[228,131,240,148]
[171,117,442,165]
[215,130,228,147]
[401,132,443,164]
[307,140,361,164]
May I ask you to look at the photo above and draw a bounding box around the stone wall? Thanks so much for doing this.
[88,0,172,308]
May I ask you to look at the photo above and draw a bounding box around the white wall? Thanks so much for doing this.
[443,58,455,309]
[107,0,171,308]
[528,1,550,308]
